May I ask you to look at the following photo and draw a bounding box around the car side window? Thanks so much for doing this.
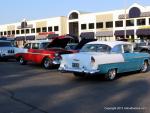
[111,45,122,53]
[40,42,49,49]
[24,43,31,49]
[32,43,39,49]
[0,42,12,47]
[123,44,132,53]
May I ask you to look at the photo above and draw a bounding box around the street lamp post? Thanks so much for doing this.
[124,0,127,39]
[21,19,27,43]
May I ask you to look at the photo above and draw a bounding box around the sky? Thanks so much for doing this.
[0,0,150,25]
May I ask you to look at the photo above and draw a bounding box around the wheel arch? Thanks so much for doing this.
[144,59,149,65]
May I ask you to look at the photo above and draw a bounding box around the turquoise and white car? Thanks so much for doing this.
[59,41,150,80]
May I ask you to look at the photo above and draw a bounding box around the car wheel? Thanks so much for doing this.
[141,61,148,73]
[19,57,27,65]
[43,58,53,69]
[73,72,85,78]
[105,69,117,81]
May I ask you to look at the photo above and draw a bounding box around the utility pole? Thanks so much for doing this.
[124,0,127,39]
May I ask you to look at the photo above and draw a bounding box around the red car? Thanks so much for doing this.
[15,36,74,69]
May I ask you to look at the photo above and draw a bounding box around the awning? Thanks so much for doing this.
[39,32,55,35]
[15,36,35,41]
[136,29,150,36]
[114,30,134,36]
[26,36,35,40]
[15,36,25,41]
[36,35,47,40]
[96,31,113,37]
[80,32,94,39]
[0,37,7,40]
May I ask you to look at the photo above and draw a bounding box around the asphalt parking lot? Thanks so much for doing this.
[0,60,150,113]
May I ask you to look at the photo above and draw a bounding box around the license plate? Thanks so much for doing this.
[72,63,79,68]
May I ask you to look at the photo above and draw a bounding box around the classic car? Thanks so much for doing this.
[15,36,74,69]
[59,41,150,80]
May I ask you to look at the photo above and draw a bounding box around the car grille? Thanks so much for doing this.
[8,50,14,53]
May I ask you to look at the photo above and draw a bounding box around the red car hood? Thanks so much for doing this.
[47,36,73,48]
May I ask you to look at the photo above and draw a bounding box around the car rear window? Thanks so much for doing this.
[0,42,12,47]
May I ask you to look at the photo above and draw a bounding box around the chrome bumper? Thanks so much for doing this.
[52,59,61,65]
[59,66,99,74]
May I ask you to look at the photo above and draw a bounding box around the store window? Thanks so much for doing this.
[31,28,35,33]
[81,24,86,30]
[106,21,113,28]
[126,20,134,26]
[42,27,47,32]
[137,18,145,26]
[0,32,3,35]
[4,31,7,35]
[89,23,94,29]
[96,22,103,29]
[21,29,24,34]
[48,27,52,31]
[8,31,11,35]
[16,30,20,34]
[36,28,41,33]
[69,12,78,20]
[26,29,30,34]
[129,7,141,18]
[54,26,59,31]
[12,30,15,35]
[115,21,123,27]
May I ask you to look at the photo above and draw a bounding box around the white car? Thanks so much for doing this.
[59,41,150,80]
[0,40,16,60]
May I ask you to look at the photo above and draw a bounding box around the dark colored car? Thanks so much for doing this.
[134,42,150,54]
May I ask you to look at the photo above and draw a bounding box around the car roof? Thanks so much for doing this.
[67,43,78,45]
[87,41,132,48]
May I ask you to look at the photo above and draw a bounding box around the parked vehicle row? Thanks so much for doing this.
[15,35,96,69]
[1,37,150,81]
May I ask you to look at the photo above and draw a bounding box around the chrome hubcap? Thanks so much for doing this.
[109,69,116,80]
[44,59,51,68]
[20,58,23,63]
[141,62,148,72]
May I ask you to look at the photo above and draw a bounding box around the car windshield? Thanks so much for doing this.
[136,43,147,46]
[65,44,77,50]
[80,44,111,52]
[0,42,12,47]
[40,42,50,49]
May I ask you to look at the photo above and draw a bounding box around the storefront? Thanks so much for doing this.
[136,29,150,41]
[15,35,35,47]
[114,30,134,42]
[96,31,113,41]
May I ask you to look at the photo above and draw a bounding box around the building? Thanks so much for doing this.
[0,17,67,47]
[1,3,150,47]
